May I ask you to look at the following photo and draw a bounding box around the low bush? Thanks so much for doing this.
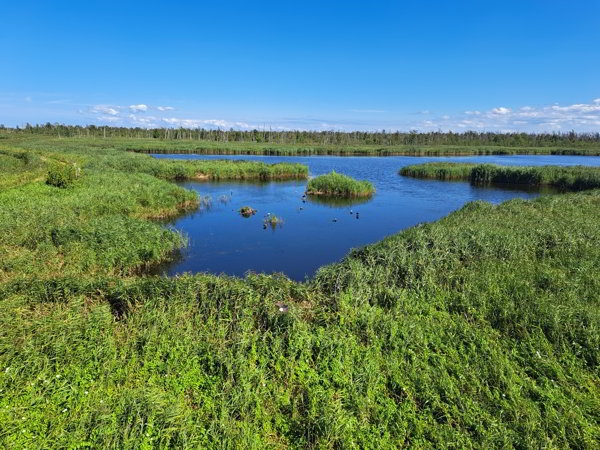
[46,164,81,188]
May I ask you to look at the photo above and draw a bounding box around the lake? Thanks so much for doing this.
[153,154,600,281]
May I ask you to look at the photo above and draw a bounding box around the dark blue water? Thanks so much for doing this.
[153,154,600,281]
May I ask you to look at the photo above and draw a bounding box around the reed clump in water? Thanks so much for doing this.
[239,206,256,217]
[263,214,284,228]
[306,171,375,197]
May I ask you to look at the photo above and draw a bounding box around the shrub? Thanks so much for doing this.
[46,164,81,188]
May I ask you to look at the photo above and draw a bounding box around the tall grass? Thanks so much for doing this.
[1,135,600,448]
[88,152,308,181]
[6,133,600,157]
[2,190,599,447]
[0,170,196,282]
[0,146,46,188]
[401,162,600,191]
[307,171,375,197]
[0,137,307,282]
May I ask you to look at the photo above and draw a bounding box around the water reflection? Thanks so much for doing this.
[305,194,373,208]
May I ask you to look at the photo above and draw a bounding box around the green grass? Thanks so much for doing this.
[0,137,307,283]
[0,169,197,283]
[4,133,600,156]
[1,137,308,183]
[114,140,600,156]
[399,162,476,180]
[1,135,600,448]
[126,139,600,156]
[401,162,600,191]
[307,171,375,197]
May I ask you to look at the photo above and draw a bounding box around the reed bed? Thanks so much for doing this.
[306,171,375,197]
[7,133,600,157]
[401,162,600,190]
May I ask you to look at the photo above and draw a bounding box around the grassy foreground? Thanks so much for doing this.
[307,171,375,197]
[401,162,600,191]
[1,136,600,448]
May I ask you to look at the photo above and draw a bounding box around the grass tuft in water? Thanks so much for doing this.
[306,171,375,197]
[263,214,284,228]
[239,206,256,217]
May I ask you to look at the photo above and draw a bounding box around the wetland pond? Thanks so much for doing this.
[153,154,600,281]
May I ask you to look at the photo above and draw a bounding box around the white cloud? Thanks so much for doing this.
[159,117,257,130]
[550,103,600,113]
[491,107,512,115]
[91,105,120,115]
[415,99,600,133]
[129,104,148,112]
[80,99,600,133]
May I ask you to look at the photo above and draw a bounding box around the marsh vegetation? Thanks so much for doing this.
[306,171,375,197]
[1,134,599,448]
[401,161,600,190]
[7,124,600,155]
[239,205,257,217]
[263,214,284,228]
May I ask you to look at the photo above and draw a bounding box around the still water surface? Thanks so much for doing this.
[153,154,600,281]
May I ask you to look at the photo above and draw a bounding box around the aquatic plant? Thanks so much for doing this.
[263,214,284,228]
[399,161,475,180]
[401,162,600,191]
[239,206,256,217]
[306,171,375,197]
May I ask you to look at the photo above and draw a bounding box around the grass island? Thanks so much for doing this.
[306,171,375,197]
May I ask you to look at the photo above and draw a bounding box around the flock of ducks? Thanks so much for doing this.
[232,192,363,226]
[298,194,361,222]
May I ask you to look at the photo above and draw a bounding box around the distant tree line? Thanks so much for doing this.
[2,122,600,147]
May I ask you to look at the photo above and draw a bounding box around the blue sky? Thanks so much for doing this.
[2,0,599,132]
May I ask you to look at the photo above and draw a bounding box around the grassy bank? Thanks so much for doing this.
[1,137,308,183]
[2,191,599,448]
[1,136,600,448]
[126,142,600,156]
[0,138,307,283]
[7,125,600,153]
[401,162,600,190]
[4,133,600,156]
[307,171,375,197]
